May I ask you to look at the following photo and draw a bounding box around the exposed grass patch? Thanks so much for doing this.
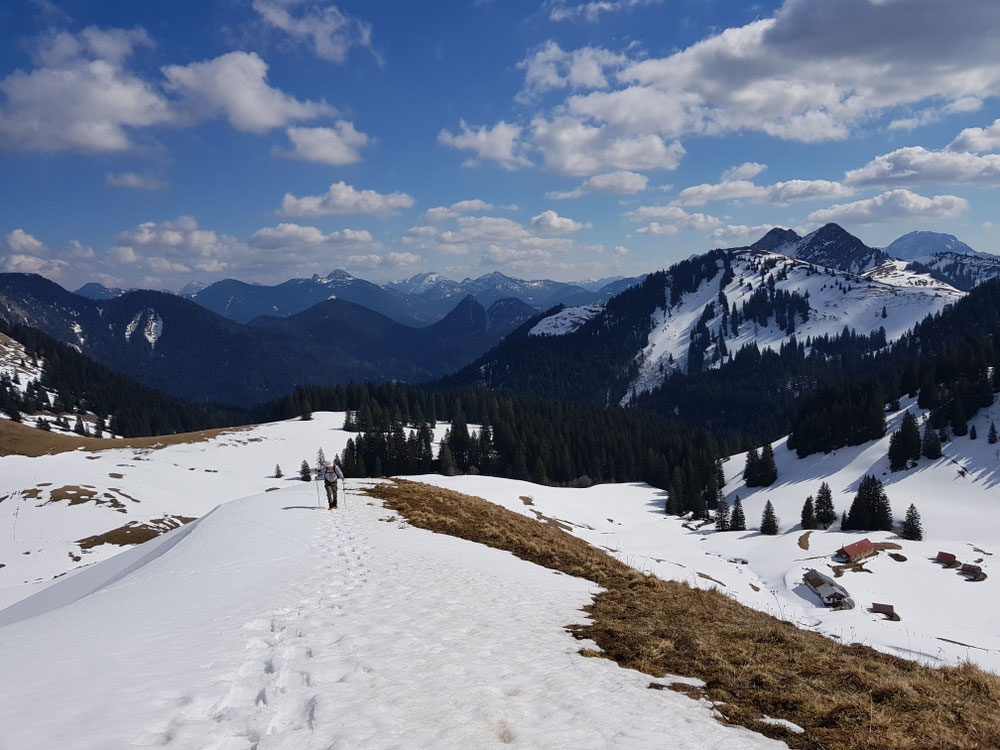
[0,418,253,458]
[366,478,1000,750]
[798,531,812,551]
[76,515,195,549]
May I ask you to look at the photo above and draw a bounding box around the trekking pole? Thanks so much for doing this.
[315,477,321,508]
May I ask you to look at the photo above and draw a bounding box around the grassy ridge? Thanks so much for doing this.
[365,479,1000,750]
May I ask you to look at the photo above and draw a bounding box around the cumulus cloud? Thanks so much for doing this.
[421,199,494,223]
[163,51,331,133]
[248,222,373,249]
[3,229,46,255]
[948,118,1000,153]
[280,122,370,165]
[516,41,626,102]
[618,1,1000,143]
[529,210,590,234]
[0,26,172,152]
[279,181,415,217]
[547,170,647,199]
[634,212,720,235]
[845,146,1000,187]
[438,120,532,170]
[806,189,969,225]
[722,162,767,181]
[105,172,165,190]
[530,116,684,175]
[252,0,379,63]
[674,178,853,206]
[545,0,661,22]
[711,224,782,243]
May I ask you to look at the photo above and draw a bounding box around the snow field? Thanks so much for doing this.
[0,479,785,750]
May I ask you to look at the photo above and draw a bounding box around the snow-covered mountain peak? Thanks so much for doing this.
[774,223,888,275]
[884,230,984,261]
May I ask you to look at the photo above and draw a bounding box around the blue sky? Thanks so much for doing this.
[1,0,999,291]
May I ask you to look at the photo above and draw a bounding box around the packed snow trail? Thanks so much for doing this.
[0,481,785,749]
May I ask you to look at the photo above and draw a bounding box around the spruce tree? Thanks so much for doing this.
[743,448,760,485]
[815,481,837,528]
[900,504,923,541]
[438,443,457,476]
[801,496,816,530]
[760,500,779,535]
[715,499,730,531]
[299,459,311,481]
[989,422,998,444]
[970,425,978,440]
[951,398,968,436]
[887,431,908,471]
[730,496,746,531]
[274,464,283,479]
[900,411,921,460]
[922,425,942,459]
[758,443,778,486]
[316,447,327,467]
[846,475,893,531]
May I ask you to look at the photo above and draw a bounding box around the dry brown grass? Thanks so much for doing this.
[365,479,1000,750]
[76,515,195,549]
[798,531,812,550]
[0,418,253,458]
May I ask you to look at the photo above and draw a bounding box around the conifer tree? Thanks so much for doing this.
[951,398,968,436]
[922,425,942,459]
[900,504,923,541]
[815,481,837,528]
[730,496,746,531]
[758,443,778,486]
[887,430,908,471]
[743,447,760,484]
[900,411,921,460]
[846,475,893,531]
[316,447,327,467]
[990,422,998,444]
[299,459,311,481]
[438,443,457,476]
[274,464,283,479]
[760,500,779,535]
[801,496,816,530]
[715,499,730,531]
[970,425,978,440]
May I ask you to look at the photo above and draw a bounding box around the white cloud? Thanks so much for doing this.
[387,252,420,266]
[105,172,165,190]
[634,212,720,235]
[711,224,781,243]
[421,199,494,223]
[516,41,626,102]
[3,229,46,255]
[280,122,370,165]
[248,223,373,249]
[625,204,688,221]
[547,170,647,199]
[674,178,853,206]
[600,1,1000,144]
[252,0,379,63]
[845,146,1000,187]
[0,26,172,153]
[948,118,1000,153]
[888,97,981,131]
[529,210,589,234]
[722,162,767,181]
[163,51,331,133]
[530,115,684,176]
[807,189,969,225]
[438,120,532,170]
[279,181,415,217]
[614,244,628,256]
[545,0,661,22]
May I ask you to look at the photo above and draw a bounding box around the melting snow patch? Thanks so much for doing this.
[143,312,163,349]
[758,717,805,734]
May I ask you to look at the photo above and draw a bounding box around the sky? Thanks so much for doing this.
[1,0,999,292]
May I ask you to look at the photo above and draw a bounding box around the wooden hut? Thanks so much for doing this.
[836,538,877,563]
[936,551,957,565]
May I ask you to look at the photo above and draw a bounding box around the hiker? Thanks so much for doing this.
[317,459,345,509]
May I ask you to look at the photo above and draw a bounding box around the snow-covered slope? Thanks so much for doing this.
[420,394,1000,674]
[529,302,604,336]
[625,250,961,400]
[0,418,785,750]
